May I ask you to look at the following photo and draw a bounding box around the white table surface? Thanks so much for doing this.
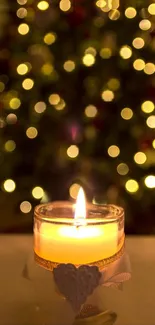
[1,235,155,325]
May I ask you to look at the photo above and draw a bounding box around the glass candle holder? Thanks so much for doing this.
[34,202,124,270]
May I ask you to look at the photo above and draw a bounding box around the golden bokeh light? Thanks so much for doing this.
[3,179,16,193]
[18,23,29,35]
[117,163,129,175]
[152,139,155,149]
[85,47,97,56]
[141,101,154,113]
[101,90,114,102]
[144,63,155,75]
[26,127,38,139]
[20,201,32,213]
[22,78,34,90]
[67,145,79,158]
[41,63,53,75]
[17,63,28,75]
[121,107,133,120]
[63,60,75,72]
[59,0,71,12]
[6,114,17,124]
[54,99,66,111]
[37,1,49,10]
[49,93,60,105]
[17,0,27,4]
[17,8,27,18]
[107,78,120,90]
[4,140,16,152]
[69,183,81,199]
[132,37,145,49]
[82,54,95,67]
[100,48,112,59]
[32,186,44,199]
[146,115,155,128]
[96,0,106,8]
[119,45,132,59]
[0,82,5,92]
[125,179,139,193]
[44,32,56,45]
[125,7,137,19]
[85,105,97,118]
[9,97,21,109]
[148,3,155,15]
[144,175,155,188]
[139,19,151,31]
[134,152,147,165]
[34,101,46,113]
[109,9,120,20]
[108,145,120,158]
[133,59,145,71]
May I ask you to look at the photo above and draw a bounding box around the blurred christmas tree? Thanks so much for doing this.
[1,0,155,233]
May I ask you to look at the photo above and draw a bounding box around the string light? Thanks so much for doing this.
[134,152,147,164]
[101,90,114,102]
[141,101,154,113]
[146,115,155,128]
[22,78,34,90]
[59,0,71,12]
[32,186,44,199]
[125,7,137,19]
[108,145,120,158]
[9,97,21,109]
[63,60,75,72]
[119,46,132,59]
[54,99,66,111]
[26,127,38,139]
[16,8,27,18]
[17,0,27,4]
[18,23,29,35]
[82,54,95,67]
[17,63,28,75]
[6,114,17,124]
[44,32,56,45]
[109,9,120,20]
[133,59,145,71]
[100,48,112,59]
[3,179,16,192]
[148,3,155,15]
[139,19,151,31]
[20,201,32,213]
[144,63,155,75]
[49,94,60,105]
[85,105,97,118]
[37,1,49,10]
[69,183,80,199]
[125,179,139,193]
[152,139,155,149]
[107,78,120,90]
[144,175,155,188]
[117,163,129,175]
[41,63,53,75]
[34,101,46,113]
[85,47,97,56]
[4,140,16,152]
[132,37,145,49]
[67,145,79,158]
[0,82,5,92]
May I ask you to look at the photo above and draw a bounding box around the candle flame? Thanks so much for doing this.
[74,187,86,226]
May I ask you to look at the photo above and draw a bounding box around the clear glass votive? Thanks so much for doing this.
[34,202,124,268]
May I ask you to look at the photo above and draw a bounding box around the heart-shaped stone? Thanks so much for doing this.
[53,264,101,312]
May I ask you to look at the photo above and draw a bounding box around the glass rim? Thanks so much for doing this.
[34,201,124,226]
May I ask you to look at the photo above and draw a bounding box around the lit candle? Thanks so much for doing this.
[34,188,124,265]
